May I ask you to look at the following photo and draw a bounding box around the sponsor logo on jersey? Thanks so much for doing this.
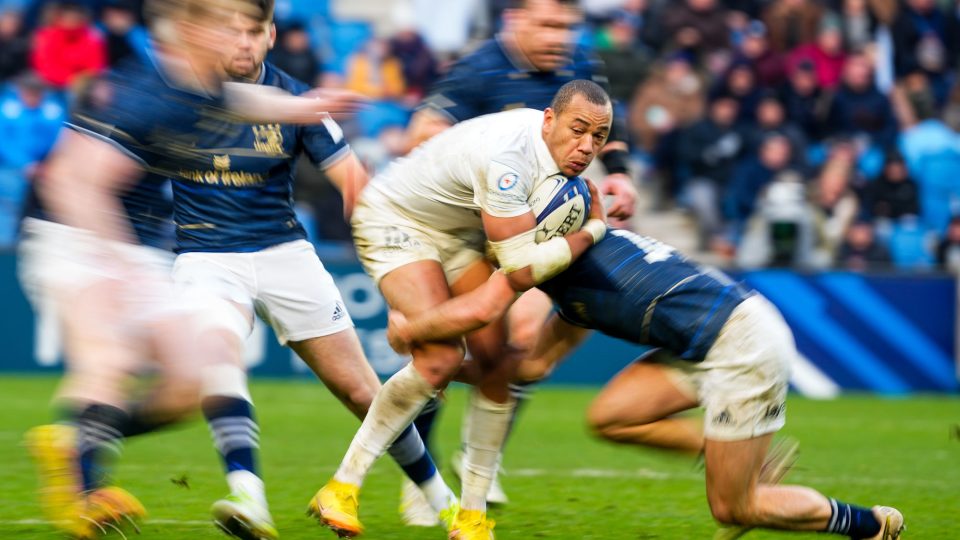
[712,409,733,426]
[252,123,285,156]
[498,172,520,191]
[213,154,231,170]
[332,302,345,322]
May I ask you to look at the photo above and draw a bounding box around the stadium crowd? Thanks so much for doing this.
[3,0,960,272]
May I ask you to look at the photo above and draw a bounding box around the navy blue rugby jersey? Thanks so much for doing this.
[421,36,609,122]
[25,54,207,249]
[169,61,349,253]
[538,229,755,362]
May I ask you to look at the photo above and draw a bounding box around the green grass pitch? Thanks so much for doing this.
[1,376,957,539]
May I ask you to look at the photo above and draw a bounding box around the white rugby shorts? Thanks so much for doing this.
[172,239,353,345]
[657,295,794,441]
[351,190,486,285]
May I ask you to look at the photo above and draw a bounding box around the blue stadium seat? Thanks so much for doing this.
[317,20,374,75]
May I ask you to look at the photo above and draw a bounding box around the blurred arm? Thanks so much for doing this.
[42,129,141,244]
[223,83,365,124]
[404,108,453,153]
[323,150,369,220]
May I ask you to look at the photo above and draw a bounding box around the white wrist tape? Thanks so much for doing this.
[582,219,607,245]
[489,228,573,284]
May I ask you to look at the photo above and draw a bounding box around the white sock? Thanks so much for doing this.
[227,470,267,507]
[420,473,458,512]
[460,391,514,512]
[333,364,436,486]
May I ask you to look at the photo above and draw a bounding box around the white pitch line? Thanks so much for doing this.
[0,519,211,526]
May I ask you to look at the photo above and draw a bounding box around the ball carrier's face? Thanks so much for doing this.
[541,94,612,177]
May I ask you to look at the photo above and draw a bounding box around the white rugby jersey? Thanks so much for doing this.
[361,108,565,232]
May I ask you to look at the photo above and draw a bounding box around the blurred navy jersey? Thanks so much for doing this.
[24,54,202,249]
[171,62,349,253]
[421,36,609,122]
[538,229,754,362]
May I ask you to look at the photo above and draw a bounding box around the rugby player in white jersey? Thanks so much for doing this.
[309,80,611,540]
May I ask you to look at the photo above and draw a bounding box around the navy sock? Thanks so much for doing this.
[824,499,881,538]
[118,407,177,438]
[413,396,442,460]
[74,404,128,491]
[387,424,437,484]
[201,396,260,476]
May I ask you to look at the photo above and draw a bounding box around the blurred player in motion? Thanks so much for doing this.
[388,229,905,540]
[19,0,363,537]
[166,2,455,538]
[402,0,637,514]
[310,80,611,540]
[19,0,268,537]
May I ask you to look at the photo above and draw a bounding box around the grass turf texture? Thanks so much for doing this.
[1,376,957,539]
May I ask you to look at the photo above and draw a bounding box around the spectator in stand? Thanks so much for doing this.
[679,94,744,250]
[810,142,861,263]
[734,19,785,88]
[745,92,808,166]
[788,15,847,90]
[388,22,438,104]
[724,134,797,247]
[0,8,28,82]
[0,72,64,245]
[30,1,106,89]
[629,52,705,152]
[711,59,763,124]
[825,52,897,149]
[654,0,729,60]
[837,0,879,52]
[891,0,956,103]
[863,152,920,220]
[779,59,830,141]
[99,0,149,66]
[936,216,960,272]
[837,219,892,270]
[764,0,825,53]
[269,22,321,86]
[595,9,651,105]
[346,37,405,101]
[737,170,816,268]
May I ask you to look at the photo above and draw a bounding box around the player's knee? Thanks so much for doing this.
[344,385,376,415]
[709,499,755,526]
[413,340,465,386]
[508,316,541,354]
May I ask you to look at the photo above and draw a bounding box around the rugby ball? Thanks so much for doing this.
[529,175,591,242]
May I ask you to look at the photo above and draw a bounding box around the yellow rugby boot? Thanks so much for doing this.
[211,492,278,540]
[447,509,495,540]
[307,479,363,537]
[24,424,83,524]
[82,486,147,538]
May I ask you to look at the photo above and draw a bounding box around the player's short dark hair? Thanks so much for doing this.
[549,80,611,116]
[238,0,274,23]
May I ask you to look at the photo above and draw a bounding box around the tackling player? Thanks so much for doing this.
[402,0,637,512]
[387,229,906,540]
[309,80,611,540]
[167,2,455,538]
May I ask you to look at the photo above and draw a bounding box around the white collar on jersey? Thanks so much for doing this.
[530,116,562,179]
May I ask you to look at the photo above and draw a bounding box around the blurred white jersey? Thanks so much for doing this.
[362,108,564,230]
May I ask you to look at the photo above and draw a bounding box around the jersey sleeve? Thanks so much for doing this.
[474,151,535,218]
[299,116,351,169]
[419,59,484,124]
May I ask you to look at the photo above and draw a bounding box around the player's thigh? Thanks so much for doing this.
[253,240,354,344]
[289,329,380,419]
[380,259,465,383]
[704,433,772,519]
[506,288,555,353]
[587,350,699,431]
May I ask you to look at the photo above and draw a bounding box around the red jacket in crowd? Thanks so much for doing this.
[30,25,106,88]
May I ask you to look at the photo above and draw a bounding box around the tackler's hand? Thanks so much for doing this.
[600,173,637,220]
[585,178,607,225]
